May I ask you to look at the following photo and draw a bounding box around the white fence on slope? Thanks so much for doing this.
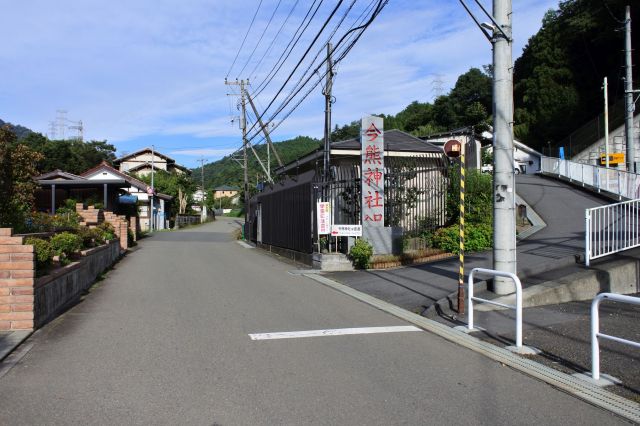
[585,199,640,266]
[541,156,640,200]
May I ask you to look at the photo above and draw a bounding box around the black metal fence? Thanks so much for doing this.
[314,157,449,239]
[246,170,315,254]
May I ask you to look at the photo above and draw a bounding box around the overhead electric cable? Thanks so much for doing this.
[249,0,301,81]
[238,0,283,78]
[225,0,264,79]
[246,0,346,136]
[251,0,324,97]
[246,0,387,141]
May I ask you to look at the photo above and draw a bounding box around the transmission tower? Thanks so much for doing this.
[430,74,445,99]
[56,110,68,140]
[67,120,84,141]
[48,121,57,140]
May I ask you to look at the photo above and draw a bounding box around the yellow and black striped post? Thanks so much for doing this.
[458,146,465,314]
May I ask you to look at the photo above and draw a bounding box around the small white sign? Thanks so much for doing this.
[317,202,332,235]
[330,224,362,237]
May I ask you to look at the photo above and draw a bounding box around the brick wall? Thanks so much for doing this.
[76,205,129,252]
[0,229,35,331]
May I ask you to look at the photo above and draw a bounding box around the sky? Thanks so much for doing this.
[1,0,559,168]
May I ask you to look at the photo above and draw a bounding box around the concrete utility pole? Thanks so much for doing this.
[492,0,516,294]
[199,156,207,218]
[624,5,636,173]
[150,144,155,233]
[242,82,248,224]
[604,77,610,170]
[323,43,334,182]
[225,79,250,225]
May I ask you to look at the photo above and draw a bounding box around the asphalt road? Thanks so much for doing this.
[0,219,628,425]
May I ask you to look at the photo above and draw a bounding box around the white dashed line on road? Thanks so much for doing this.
[249,326,422,341]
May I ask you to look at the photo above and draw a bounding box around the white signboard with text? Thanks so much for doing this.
[317,202,332,235]
[330,224,362,237]
[361,116,384,227]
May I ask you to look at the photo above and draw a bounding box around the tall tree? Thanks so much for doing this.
[0,126,44,229]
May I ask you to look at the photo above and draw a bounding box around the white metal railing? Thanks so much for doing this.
[541,156,640,200]
[590,293,640,381]
[585,199,640,266]
[467,268,523,348]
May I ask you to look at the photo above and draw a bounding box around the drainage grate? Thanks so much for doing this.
[304,273,640,424]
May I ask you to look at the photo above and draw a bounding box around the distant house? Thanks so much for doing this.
[114,148,190,176]
[213,185,240,201]
[276,129,444,177]
[34,169,130,213]
[246,129,448,258]
[81,161,172,231]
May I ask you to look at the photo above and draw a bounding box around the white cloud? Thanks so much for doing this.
[0,0,559,154]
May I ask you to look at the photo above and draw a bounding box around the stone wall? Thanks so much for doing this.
[0,227,121,330]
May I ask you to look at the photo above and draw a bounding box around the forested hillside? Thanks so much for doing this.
[513,0,638,149]
[195,136,321,189]
[0,119,32,140]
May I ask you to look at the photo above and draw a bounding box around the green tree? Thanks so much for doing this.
[18,132,116,174]
[0,126,44,230]
[136,170,196,216]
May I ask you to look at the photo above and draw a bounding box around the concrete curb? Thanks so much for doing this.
[515,194,547,240]
[303,273,640,423]
[0,331,32,363]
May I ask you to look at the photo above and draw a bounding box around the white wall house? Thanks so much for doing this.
[114,148,189,176]
[81,162,172,231]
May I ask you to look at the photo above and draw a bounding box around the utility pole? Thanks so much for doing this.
[604,77,610,171]
[624,5,636,173]
[225,79,249,226]
[199,156,207,219]
[492,0,516,294]
[150,144,155,233]
[323,43,334,182]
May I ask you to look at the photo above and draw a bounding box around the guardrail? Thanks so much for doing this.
[585,199,640,266]
[590,293,640,381]
[467,268,523,349]
[541,156,640,200]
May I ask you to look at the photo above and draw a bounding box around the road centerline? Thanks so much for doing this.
[248,325,422,341]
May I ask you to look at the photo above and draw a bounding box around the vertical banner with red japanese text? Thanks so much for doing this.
[317,202,332,235]
[361,115,384,228]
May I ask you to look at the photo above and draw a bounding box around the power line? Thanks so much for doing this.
[246,0,388,142]
[251,0,324,97]
[225,0,264,79]
[245,0,346,136]
[227,0,387,161]
[248,0,301,81]
[238,0,283,78]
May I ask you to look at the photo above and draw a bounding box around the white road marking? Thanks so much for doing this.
[249,325,422,341]
[237,241,254,248]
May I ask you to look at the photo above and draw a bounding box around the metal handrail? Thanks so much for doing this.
[590,293,640,381]
[585,198,640,266]
[468,268,523,348]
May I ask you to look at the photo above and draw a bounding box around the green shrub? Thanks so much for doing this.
[26,212,53,232]
[431,223,493,254]
[75,226,95,248]
[97,222,116,241]
[24,237,54,272]
[50,232,83,262]
[127,228,136,247]
[51,212,81,230]
[349,238,374,269]
[91,227,106,245]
